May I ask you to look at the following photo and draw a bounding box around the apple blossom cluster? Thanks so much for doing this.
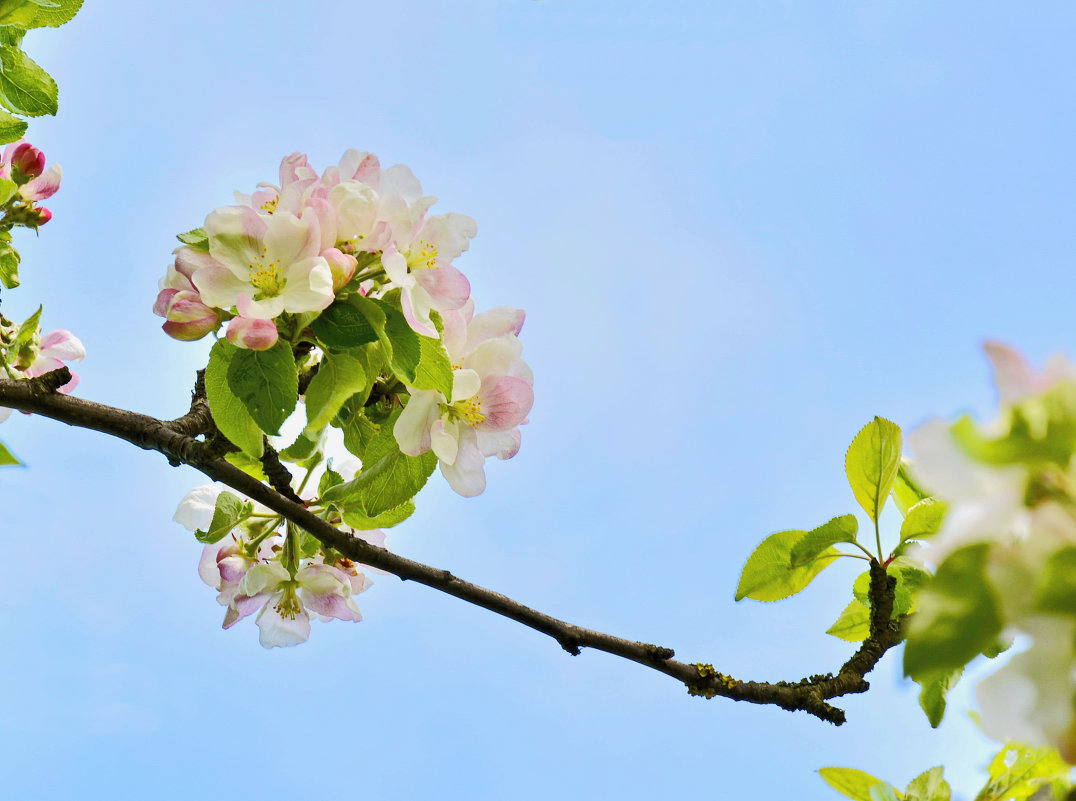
[0,313,84,423]
[174,460,385,648]
[903,342,1076,763]
[156,150,533,644]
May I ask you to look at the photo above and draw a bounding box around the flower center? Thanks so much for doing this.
[248,247,286,300]
[408,239,439,271]
[452,396,486,428]
[260,197,278,214]
[274,583,302,620]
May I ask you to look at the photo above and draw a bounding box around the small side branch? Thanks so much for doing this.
[0,370,904,724]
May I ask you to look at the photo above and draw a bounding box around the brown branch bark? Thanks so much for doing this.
[0,368,903,724]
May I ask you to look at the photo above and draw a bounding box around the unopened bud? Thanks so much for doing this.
[321,247,357,291]
[157,289,219,341]
[226,315,279,351]
[9,142,45,182]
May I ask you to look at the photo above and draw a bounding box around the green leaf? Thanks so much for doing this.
[223,449,267,480]
[0,175,16,205]
[342,499,415,530]
[351,296,421,384]
[278,430,320,463]
[318,466,343,497]
[311,300,379,349]
[342,408,381,460]
[1034,546,1076,615]
[353,410,438,515]
[318,450,395,505]
[905,766,948,801]
[12,303,39,350]
[892,460,929,517]
[0,25,23,47]
[0,44,56,116]
[0,102,23,144]
[0,438,21,465]
[176,227,209,251]
[976,743,1071,801]
[411,332,454,399]
[304,351,367,434]
[899,499,947,545]
[194,491,247,544]
[735,529,840,602]
[904,544,1003,678]
[827,599,871,642]
[914,667,963,728]
[205,340,263,459]
[869,786,902,801]
[226,341,297,436]
[790,514,858,567]
[0,0,81,28]
[845,417,903,523]
[819,768,892,801]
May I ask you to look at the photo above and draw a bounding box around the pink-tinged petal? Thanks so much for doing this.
[174,484,222,531]
[430,417,459,465]
[217,553,251,584]
[191,263,250,310]
[451,368,481,404]
[279,152,315,187]
[278,256,334,314]
[264,210,320,266]
[9,142,45,180]
[476,428,521,460]
[439,429,486,497]
[983,342,1039,405]
[380,164,424,204]
[393,390,439,456]
[255,599,311,647]
[441,307,468,357]
[206,205,269,275]
[173,246,222,283]
[466,306,526,352]
[153,288,179,317]
[25,356,62,377]
[198,540,230,587]
[381,243,410,285]
[225,592,270,629]
[1,140,19,170]
[338,149,380,184]
[19,163,61,200]
[329,180,381,244]
[162,291,218,341]
[303,590,362,623]
[321,247,357,291]
[305,197,338,252]
[0,407,11,423]
[401,285,438,338]
[226,315,279,350]
[479,376,534,431]
[466,336,525,381]
[239,562,289,597]
[419,212,477,261]
[39,330,85,362]
[414,263,470,311]
[57,372,79,394]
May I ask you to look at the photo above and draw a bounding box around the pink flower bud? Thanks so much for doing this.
[226,315,279,350]
[31,206,51,227]
[321,247,357,291]
[9,142,45,181]
[158,290,219,341]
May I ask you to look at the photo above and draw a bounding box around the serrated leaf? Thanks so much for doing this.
[846,417,903,523]
[352,296,421,384]
[317,450,395,505]
[1034,546,1076,616]
[278,430,320,463]
[790,514,858,567]
[0,44,56,116]
[906,765,948,799]
[12,303,39,349]
[827,599,871,642]
[176,227,209,251]
[311,300,378,349]
[205,340,263,459]
[354,410,437,515]
[869,786,902,801]
[411,332,453,399]
[0,0,81,28]
[0,438,21,465]
[226,341,297,436]
[914,667,963,728]
[819,768,892,801]
[735,529,840,602]
[304,351,367,434]
[194,491,247,544]
[318,466,343,497]
[891,460,929,517]
[899,499,947,545]
[342,408,380,460]
[342,499,415,530]
[904,544,1003,678]
[976,744,1071,801]
[0,102,24,144]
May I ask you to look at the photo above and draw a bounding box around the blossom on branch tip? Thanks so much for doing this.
[0,140,61,200]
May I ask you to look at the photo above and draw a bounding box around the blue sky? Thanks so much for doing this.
[2,1,1075,798]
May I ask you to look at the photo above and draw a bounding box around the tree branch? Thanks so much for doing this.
[0,369,903,724]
